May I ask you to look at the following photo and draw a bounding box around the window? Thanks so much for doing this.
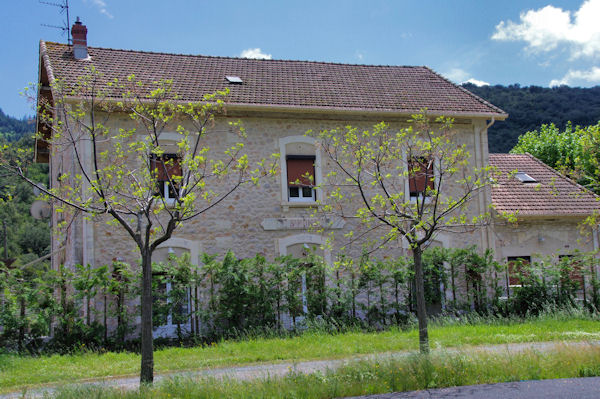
[515,172,537,183]
[507,256,531,286]
[150,153,182,203]
[408,156,434,198]
[287,155,316,202]
[559,255,584,290]
[279,136,321,208]
[152,272,190,328]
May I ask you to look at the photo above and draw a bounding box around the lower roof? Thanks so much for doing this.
[489,153,600,217]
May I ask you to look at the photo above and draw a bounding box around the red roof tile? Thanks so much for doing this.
[489,153,600,217]
[40,41,507,117]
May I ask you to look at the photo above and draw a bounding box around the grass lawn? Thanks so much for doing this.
[1,314,599,393]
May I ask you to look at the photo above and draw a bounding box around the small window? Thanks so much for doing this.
[409,157,434,198]
[226,76,243,84]
[507,256,531,286]
[515,172,537,183]
[287,156,316,202]
[150,153,182,203]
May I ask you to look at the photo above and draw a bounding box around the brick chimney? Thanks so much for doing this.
[71,17,88,60]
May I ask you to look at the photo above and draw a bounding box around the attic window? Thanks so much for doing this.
[225,76,243,84]
[515,172,537,183]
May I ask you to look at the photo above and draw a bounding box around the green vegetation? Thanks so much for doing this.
[1,312,599,393]
[511,121,600,194]
[0,135,49,263]
[0,108,31,142]
[3,246,595,355]
[463,83,600,153]
[27,342,600,398]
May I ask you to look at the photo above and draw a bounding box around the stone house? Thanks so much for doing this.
[34,21,599,334]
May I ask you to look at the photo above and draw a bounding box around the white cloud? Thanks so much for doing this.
[444,68,469,83]
[549,66,600,86]
[492,0,600,59]
[355,50,364,61]
[464,78,490,87]
[88,0,114,19]
[442,68,488,86]
[240,48,272,60]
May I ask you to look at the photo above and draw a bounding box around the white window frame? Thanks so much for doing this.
[288,186,316,202]
[161,181,177,206]
[405,154,436,204]
[152,239,201,338]
[279,136,322,208]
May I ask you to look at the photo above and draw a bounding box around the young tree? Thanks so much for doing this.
[314,114,495,353]
[1,69,273,383]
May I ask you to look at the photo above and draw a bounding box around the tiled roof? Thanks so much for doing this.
[40,41,507,117]
[489,153,600,217]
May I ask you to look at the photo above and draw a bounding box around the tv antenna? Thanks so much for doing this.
[40,0,71,44]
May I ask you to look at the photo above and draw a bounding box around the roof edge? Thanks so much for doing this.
[58,95,507,120]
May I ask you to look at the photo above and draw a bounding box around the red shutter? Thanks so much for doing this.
[409,157,434,193]
[287,157,315,187]
[151,154,182,181]
[507,256,530,285]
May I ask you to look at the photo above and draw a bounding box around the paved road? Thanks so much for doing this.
[344,377,600,398]
[2,340,599,398]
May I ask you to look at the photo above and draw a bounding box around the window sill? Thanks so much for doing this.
[410,196,432,204]
[281,201,320,212]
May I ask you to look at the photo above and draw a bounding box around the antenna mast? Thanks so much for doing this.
[40,0,71,44]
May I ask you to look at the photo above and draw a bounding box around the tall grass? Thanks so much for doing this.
[50,343,600,398]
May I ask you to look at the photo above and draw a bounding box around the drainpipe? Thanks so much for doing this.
[593,227,599,279]
[483,118,496,257]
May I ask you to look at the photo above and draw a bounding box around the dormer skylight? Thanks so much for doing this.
[515,172,537,183]
[226,75,243,84]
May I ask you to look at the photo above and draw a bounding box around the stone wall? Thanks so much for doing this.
[84,113,489,269]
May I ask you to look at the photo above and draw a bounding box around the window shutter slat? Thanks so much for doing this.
[287,158,315,187]
[151,155,181,181]
[409,158,434,193]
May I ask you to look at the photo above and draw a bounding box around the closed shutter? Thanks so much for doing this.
[287,156,315,187]
[409,157,434,194]
[507,256,531,286]
[151,154,182,181]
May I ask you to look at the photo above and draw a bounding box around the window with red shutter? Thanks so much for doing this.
[507,256,531,286]
[286,155,315,202]
[408,156,434,198]
[559,255,584,290]
[150,153,182,201]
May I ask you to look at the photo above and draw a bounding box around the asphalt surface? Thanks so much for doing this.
[343,377,600,398]
[2,341,599,398]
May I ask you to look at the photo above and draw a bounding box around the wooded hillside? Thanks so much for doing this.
[0,108,49,263]
[462,84,600,153]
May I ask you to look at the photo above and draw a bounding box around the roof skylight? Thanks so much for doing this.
[226,76,243,84]
[515,172,537,183]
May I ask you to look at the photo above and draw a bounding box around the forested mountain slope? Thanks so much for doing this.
[462,84,600,153]
[0,108,49,263]
[0,108,32,141]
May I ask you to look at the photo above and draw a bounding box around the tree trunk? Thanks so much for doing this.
[103,292,108,343]
[18,295,26,352]
[140,247,154,384]
[413,245,429,354]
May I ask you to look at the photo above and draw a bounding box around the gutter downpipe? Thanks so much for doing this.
[485,118,496,256]
[476,117,496,256]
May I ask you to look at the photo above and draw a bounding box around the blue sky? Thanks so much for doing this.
[2,0,599,118]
